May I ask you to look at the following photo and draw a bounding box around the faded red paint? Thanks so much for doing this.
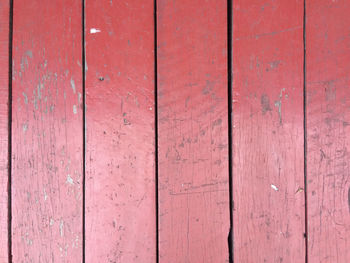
[232,0,305,262]
[11,1,83,261]
[306,0,350,261]
[0,1,9,261]
[85,0,156,262]
[3,1,350,262]
[157,0,230,262]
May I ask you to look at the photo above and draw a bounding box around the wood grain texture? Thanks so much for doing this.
[306,0,350,261]
[85,1,156,262]
[11,1,83,261]
[0,1,9,262]
[232,0,305,262]
[157,0,230,262]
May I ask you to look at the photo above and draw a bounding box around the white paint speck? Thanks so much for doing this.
[50,218,54,226]
[271,184,279,191]
[90,28,101,34]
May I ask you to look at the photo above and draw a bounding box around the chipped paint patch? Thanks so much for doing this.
[274,88,285,124]
[59,244,68,257]
[26,50,33,58]
[66,174,74,185]
[59,220,64,237]
[72,235,80,248]
[268,60,281,69]
[24,232,33,246]
[70,78,76,93]
[22,92,28,104]
[85,59,88,71]
[43,188,48,201]
[43,59,48,68]
[73,105,78,114]
[261,94,272,114]
[22,123,28,132]
[295,187,304,194]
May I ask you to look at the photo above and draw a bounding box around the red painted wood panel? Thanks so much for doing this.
[0,1,9,261]
[232,0,305,262]
[12,1,83,261]
[157,0,230,262]
[306,0,350,261]
[85,1,156,262]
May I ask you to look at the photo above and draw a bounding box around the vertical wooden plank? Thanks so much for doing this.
[306,0,350,261]
[85,1,156,262]
[157,1,230,262]
[232,0,305,262]
[12,1,83,261]
[0,1,9,261]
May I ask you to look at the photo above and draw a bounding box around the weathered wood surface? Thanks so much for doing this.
[157,0,230,262]
[4,1,350,262]
[306,0,350,261]
[0,1,9,262]
[11,1,83,261]
[85,0,156,262]
[232,0,305,262]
